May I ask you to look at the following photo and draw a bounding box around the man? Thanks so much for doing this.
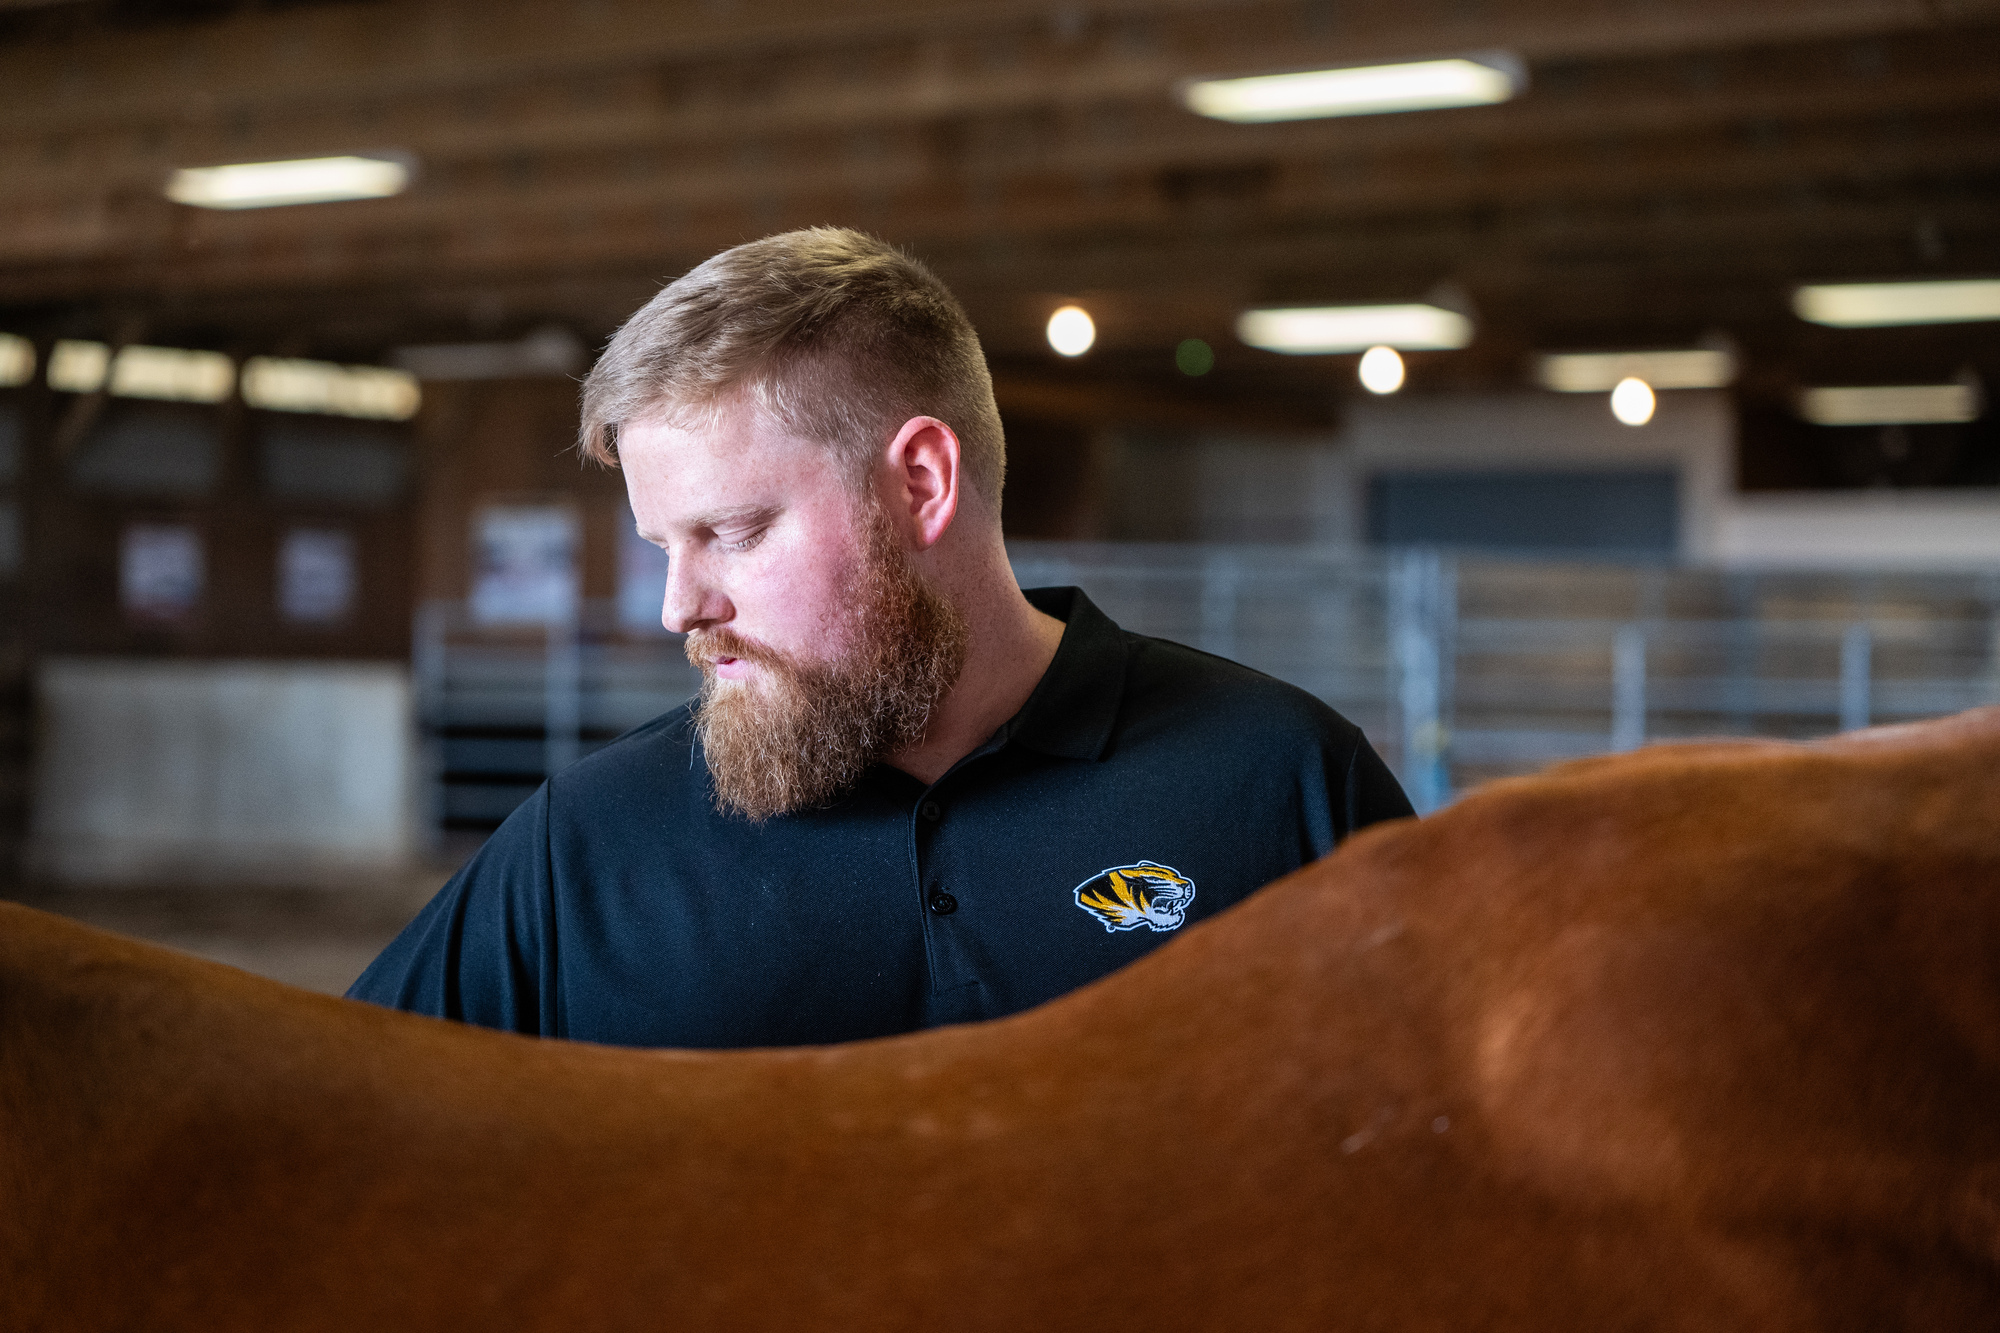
[351,228,1413,1047]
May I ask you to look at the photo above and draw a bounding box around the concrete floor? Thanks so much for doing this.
[8,868,456,996]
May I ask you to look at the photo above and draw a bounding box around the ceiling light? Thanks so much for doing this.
[1358,345,1405,394]
[1184,54,1523,123]
[1238,304,1472,354]
[1047,306,1095,357]
[48,339,109,393]
[0,334,33,388]
[111,346,234,402]
[1798,383,1980,426]
[1793,279,2000,328]
[241,357,421,420]
[1536,348,1734,393]
[165,155,412,210]
[47,340,237,403]
[1610,377,1656,426]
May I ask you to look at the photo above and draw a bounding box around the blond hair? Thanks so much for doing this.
[579,227,1005,514]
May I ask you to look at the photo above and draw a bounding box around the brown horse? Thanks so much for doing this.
[4,710,1998,1331]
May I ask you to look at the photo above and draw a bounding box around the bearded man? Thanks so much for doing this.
[350,228,1413,1047]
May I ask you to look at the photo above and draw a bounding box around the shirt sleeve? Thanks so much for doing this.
[345,783,562,1036]
[1287,711,1415,867]
[1343,727,1417,834]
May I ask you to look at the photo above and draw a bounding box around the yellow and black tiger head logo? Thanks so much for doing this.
[1072,861,1196,933]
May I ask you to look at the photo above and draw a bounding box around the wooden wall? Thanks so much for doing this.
[15,387,414,663]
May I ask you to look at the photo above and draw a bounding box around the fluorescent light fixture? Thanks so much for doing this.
[48,339,109,393]
[166,155,411,210]
[1536,348,1735,393]
[1610,377,1656,426]
[46,339,235,402]
[0,334,34,388]
[241,357,421,420]
[1238,304,1472,354]
[1793,279,2000,328]
[1798,383,1981,427]
[1184,54,1522,123]
[110,346,234,402]
[1046,306,1096,357]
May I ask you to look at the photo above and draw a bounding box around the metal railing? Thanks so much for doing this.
[414,548,2000,830]
[1010,544,2000,811]
[412,600,698,830]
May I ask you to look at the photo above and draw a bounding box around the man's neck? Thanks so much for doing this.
[888,561,1065,787]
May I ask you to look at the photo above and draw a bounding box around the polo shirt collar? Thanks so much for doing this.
[1001,586,1127,762]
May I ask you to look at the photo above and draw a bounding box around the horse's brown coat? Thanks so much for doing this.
[4,710,1999,1331]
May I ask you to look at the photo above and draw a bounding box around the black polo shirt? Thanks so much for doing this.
[349,586,1412,1047]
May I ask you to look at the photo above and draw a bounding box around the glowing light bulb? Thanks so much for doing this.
[1175,338,1215,376]
[1046,306,1095,357]
[1358,345,1405,394]
[1610,376,1656,426]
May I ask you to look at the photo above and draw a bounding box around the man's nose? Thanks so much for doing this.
[662,552,728,635]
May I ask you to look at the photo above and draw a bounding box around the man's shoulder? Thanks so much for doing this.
[549,700,702,798]
[1115,631,1361,751]
[1093,627,1415,835]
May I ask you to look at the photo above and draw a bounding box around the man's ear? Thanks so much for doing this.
[883,415,961,550]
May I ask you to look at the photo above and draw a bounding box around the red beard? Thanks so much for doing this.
[686,504,968,820]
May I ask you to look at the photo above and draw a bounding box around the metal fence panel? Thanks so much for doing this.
[414,550,2000,833]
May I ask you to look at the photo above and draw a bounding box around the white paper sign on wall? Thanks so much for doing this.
[471,503,578,626]
[280,527,357,624]
[120,522,204,620]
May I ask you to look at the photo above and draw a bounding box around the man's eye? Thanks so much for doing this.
[719,528,767,552]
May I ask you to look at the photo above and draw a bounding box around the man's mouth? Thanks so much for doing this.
[687,630,785,682]
[696,647,761,681]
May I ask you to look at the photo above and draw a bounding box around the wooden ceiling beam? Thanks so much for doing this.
[3,222,1982,410]
[7,22,1999,211]
[4,178,1966,347]
[6,166,1990,348]
[4,0,1989,144]
[948,189,2000,342]
[6,95,1992,294]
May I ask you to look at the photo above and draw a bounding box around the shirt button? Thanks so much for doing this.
[919,800,942,822]
[927,889,958,916]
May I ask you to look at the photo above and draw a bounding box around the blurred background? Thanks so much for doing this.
[2,0,1996,992]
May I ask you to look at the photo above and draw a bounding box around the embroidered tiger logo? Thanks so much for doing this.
[1072,860,1197,933]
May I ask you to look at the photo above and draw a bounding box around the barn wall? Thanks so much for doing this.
[1103,390,1734,556]
[28,396,416,663]
[1714,490,2000,569]
[410,376,630,604]
[29,659,417,885]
